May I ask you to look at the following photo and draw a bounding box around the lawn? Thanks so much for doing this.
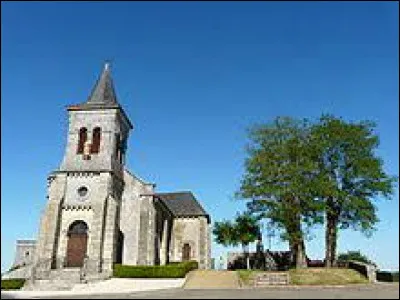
[237,268,368,286]
[289,268,368,285]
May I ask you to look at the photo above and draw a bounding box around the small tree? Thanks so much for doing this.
[213,220,237,247]
[234,212,260,269]
[213,212,260,269]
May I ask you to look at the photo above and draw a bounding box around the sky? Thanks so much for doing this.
[1,1,398,273]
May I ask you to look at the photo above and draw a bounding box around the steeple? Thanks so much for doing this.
[86,62,118,106]
[66,62,133,130]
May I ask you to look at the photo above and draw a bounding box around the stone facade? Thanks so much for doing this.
[169,217,211,269]
[6,64,211,283]
[12,240,36,268]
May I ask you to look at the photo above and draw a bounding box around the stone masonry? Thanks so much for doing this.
[5,63,211,286]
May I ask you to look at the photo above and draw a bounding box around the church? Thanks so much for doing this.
[7,63,211,282]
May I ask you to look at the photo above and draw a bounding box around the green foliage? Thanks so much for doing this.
[237,116,323,247]
[213,212,261,269]
[213,212,260,248]
[1,279,25,290]
[337,251,376,266]
[113,261,198,278]
[213,220,238,247]
[235,114,397,268]
[310,115,397,235]
[234,212,261,247]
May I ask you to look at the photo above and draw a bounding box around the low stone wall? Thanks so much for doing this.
[1,265,32,280]
[347,260,376,283]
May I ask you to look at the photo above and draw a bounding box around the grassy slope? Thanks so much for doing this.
[289,268,368,285]
[237,270,257,285]
[237,268,368,286]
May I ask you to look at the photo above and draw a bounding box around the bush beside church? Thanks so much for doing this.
[113,261,198,278]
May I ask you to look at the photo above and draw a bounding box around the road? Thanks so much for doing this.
[2,283,398,299]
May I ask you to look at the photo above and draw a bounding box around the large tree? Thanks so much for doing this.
[213,212,260,269]
[237,117,324,269]
[310,115,397,267]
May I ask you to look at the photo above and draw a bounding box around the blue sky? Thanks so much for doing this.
[1,1,398,272]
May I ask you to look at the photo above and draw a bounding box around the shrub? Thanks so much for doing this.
[113,261,198,278]
[337,251,376,267]
[1,279,25,290]
[376,271,399,282]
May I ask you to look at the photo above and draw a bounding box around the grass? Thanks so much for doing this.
[289,268,368,285]
[1,279,25,290]
[237,268,368,286]
[237,270,264,286]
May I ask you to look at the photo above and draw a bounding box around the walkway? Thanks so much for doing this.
[183,270,240,289]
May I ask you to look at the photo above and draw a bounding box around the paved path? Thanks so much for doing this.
[3,283,398,299]
[183,270,240,289]
[1,278,185,299]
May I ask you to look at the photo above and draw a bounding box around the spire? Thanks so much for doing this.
[86,62,118,105]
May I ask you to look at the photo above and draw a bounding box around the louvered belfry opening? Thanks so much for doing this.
[91,127,101,153]
[77,128,87,154]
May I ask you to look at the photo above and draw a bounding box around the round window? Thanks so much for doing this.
[77,186,88,197]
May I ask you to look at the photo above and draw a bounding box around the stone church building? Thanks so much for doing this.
[8,63,211,281]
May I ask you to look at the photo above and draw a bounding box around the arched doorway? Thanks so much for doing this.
[182,243,191,261]
[66,221,88,267]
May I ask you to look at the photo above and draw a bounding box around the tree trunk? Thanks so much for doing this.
[242,244,250,270]
[288,233,307,269]
[325,212,338,268]
[288,210,307,269]
[292,239,307,269]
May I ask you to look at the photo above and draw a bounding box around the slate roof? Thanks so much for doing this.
[156,191,210,223]
[67,62,133,129]
[86,62,118,106]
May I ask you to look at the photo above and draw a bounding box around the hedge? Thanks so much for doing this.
[113,261,198,278]
[376,271,399,282]
[1,279,25,290]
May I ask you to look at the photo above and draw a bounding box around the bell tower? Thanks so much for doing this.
[60,62,132,175]
[34,63,133,279]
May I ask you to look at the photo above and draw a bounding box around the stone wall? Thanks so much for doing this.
[348,260,377,283]
[120,169,155,266]
[34,173,67,272]
[170,216,210,269]
[59,109,130,178]
[12,240,36,268]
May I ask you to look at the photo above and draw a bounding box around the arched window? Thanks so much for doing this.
[77,128,87,154]
[91,127,101,154]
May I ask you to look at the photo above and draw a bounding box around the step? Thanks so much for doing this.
[50,268,82,281]
[22,279,76,291]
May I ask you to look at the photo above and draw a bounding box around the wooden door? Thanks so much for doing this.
[182,243,191,261]
[66,233,87,267]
